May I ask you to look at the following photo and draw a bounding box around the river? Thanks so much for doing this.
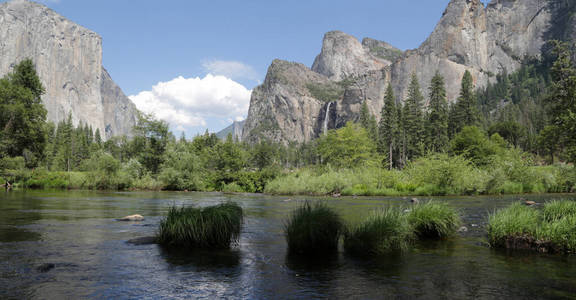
[1,191,575,299]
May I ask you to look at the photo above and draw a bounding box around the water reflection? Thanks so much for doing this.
[159,246,241,269]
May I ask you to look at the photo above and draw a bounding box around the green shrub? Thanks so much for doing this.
[344,207,413,256]
[487,203,540,248]
[284,202,344,255]
[543,200,576,222]
[222,182,244,193]
[407,201,461,239]
[0,156,26,170]
[157,202,243,249]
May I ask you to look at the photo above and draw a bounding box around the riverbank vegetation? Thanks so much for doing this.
[487,201,576,254]
[1,41,576,196]
[157,202,243,249]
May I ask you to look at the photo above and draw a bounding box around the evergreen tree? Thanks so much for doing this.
[449,70,480,136]
[426,73,449,152]
[0,59,47,164]
[402,73,425,161]
[547,41,576,162]
[378,84,400,169]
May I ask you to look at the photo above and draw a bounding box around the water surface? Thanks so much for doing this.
[1,191,575,299]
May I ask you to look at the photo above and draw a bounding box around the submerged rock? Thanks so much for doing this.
[36,263,55,273]
[117,214,144,221]
[127,236,157,245]
[410,198,420,204]
[524,201,537,206]
[458,226,468,233]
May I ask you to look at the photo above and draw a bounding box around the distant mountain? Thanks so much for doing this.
[243,0,575,144]
[216,120,245,141]
[0,0,139,138]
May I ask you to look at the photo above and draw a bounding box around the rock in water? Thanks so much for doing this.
[0,0,138,138]
[524,201,537,206]
[117,214,144,221]
[36,263,55,273]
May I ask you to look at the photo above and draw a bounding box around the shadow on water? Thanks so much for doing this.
[159,245,241,270]
[0,226,42,242]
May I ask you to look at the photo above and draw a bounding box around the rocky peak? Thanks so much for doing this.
[311,31,393,81]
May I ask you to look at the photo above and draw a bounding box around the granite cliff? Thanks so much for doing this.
[0,0,138,138]
[243,0,573,144]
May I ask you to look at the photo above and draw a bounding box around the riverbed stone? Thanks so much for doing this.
[117,214,144,221]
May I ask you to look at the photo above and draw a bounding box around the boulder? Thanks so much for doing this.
[117,214,144,221]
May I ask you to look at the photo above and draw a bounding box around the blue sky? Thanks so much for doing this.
[32,0,489,136]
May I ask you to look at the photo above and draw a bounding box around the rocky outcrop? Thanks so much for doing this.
[244,0,563,144]
[216,120,245,141]
[0,0,138,137]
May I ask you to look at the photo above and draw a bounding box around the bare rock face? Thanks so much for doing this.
[0,0,138,137]
[312,31,396,81]
[243,0,563,144]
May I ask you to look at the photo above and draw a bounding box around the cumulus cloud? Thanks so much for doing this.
[202,60,260,82]
[129,74,251,132]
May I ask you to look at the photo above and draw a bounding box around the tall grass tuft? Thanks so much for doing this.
[542,200,576,222]
[538,214,576,253]
[487,203,540,248]
[284,201,344,256]
[407,201,461,239]
[157,202,243,249]
[344,207,413,256]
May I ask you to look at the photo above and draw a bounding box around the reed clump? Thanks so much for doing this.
[157,202,243,249]
[407,201,461,239]
[284,201,344,256]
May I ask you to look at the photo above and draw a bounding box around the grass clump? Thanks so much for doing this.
[487,203,540,248]
[538,214,576,253]
[407,201,461,239]
[344,207,413,256]
[157,202,243,249]
[284,201,344,256]
[542,200,576,222]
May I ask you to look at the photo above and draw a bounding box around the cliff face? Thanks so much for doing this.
[0,0,138,138]
[243,0,561,144]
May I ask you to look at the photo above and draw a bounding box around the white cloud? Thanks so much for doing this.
[129,74,251,133]
[202,60,260,82]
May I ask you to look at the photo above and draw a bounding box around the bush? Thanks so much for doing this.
[487,203,540,248]
[344,207,413,256]
[0,156,26,170]
[407,201,461,239]
[157,202,243,249]
[284,202,344,256]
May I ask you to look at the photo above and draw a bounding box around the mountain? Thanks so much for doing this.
[0,0,139,138]
[216,120,245,141]
[243,0,573,144]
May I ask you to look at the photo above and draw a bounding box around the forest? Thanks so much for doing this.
[1,41,576,196]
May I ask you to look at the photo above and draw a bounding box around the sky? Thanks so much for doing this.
[29,0,490,136]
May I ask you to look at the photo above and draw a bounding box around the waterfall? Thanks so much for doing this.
[323,102,332,135]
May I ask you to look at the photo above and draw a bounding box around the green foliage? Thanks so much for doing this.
[449,70,480,136]
[542,200,576,222]
[405,153,488,195]
[451,126,504,166]
[0,59,47,163]
[284,202,344,255]
[306,82,344,102]
[488,201,576,253]
[359,101,378,141]
[378,84,401,168]
[133,114,171,174]
[157,202,244,249]
[344,207,413,256]
[402,73,425,160]
[407,201,461,239]
[487,203,540,248]
[317,122,376,168]
[426,73,449,152]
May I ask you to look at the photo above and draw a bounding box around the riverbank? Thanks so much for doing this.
[2,153,575,197]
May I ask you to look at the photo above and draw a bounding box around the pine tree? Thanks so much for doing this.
[426,73,449,152]
[449,70,480,136]
[402,73,425,161]
[547,41,576,162]
[378,84,400,169]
